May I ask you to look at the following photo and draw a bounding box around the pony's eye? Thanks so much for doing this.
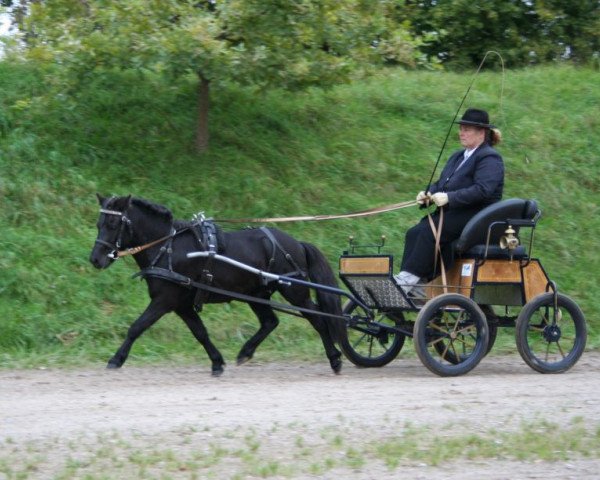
[100,214,120,229]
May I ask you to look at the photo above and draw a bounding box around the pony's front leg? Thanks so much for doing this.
[107,300,170,369]
[176,304,226,376]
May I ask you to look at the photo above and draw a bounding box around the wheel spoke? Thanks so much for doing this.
[451,332,475,347]
[556,341,566,359]
[367,337,374,357]
[429,323,449,334]
[351,332,368,350]
[430,310,478,362]
[454,324,477,337]
[528,325,545,333]
[447,338,460,359]
[440,340,452,360]
[430,336,448,347]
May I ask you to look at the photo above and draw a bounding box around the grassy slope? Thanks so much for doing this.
[0,63,598,368]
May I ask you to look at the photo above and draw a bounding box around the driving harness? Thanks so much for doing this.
[135,216,306,311]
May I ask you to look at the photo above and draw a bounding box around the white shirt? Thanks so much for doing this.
[456,147,477,171]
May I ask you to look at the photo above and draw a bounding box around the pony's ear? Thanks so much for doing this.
[125,195,132,209]
[96,193,105,205]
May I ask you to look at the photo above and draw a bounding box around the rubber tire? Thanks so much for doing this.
[340,300,406,368]
[515,292,587,374]
[414,293,489,377]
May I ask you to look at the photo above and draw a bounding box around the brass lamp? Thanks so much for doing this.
[499,225,519,250]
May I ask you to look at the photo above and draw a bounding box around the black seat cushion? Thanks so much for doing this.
[453,198,539,257]
[463,244,528,259]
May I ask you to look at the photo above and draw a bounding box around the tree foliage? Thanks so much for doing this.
[395,0,599,68]
[6,0,422,151]
[7,0,426,86]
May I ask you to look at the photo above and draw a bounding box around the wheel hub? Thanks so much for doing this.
[542,324,561,342]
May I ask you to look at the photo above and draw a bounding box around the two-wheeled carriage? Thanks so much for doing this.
[338,198,587,376]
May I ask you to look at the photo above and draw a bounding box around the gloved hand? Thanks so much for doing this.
[416,191,431,205]
[431,192,449,207]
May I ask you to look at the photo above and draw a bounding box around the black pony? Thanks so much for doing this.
[89,195,345,375]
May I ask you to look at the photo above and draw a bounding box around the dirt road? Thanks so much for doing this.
[2,353,599,479]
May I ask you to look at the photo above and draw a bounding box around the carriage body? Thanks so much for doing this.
[340,255,550,308]
[338,198,587,376]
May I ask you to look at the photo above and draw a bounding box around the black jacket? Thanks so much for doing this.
[429,143,504,210]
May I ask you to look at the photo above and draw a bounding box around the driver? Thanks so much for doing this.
[394,108,504,294]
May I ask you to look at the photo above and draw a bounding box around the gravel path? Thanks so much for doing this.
[1,353,599,479]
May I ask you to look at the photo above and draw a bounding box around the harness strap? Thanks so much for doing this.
[133,267,193,286]
[134,267,346,322]
[260,227,306,279]
[192,219,220,310]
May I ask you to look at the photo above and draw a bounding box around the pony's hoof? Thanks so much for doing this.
[211,366,224,377]
[106,362,121,369]
[331,359,343,375]
[236,355,252,366]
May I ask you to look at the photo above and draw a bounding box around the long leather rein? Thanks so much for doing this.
[214,199,417,223]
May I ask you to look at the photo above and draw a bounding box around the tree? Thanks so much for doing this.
[8,0,422,153]
[534,0,600,63]
[395,0,599,68]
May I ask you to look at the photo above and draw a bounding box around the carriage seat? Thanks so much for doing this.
[452,198,539,260]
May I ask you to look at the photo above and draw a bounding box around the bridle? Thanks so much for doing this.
[95,206,175,260]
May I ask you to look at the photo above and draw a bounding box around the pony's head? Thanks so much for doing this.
[89,194,134,269]
[89,194,175,269]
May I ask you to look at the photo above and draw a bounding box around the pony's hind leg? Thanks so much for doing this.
[237,302,280,365]
[282,291,343,374]
[303,308,343,374]
[176,304,226,377]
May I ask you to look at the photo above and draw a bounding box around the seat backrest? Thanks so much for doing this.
[453,198,539,255]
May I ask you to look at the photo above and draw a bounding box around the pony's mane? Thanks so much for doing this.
[130,197,174,223]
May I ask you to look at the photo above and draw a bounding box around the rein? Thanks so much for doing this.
[111,232,177,258]
[214,199,417,224]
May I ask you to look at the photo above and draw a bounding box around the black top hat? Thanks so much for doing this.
[455,108,495,128]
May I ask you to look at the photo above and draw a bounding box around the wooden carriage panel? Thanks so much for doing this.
[476,260,522,283]
[523,259,550,302]
[339,256,391,275]
[426,259,475,298]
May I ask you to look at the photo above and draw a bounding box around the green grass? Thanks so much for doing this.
[0,61,598,367]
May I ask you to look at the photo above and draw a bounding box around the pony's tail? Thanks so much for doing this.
[302,242,346,344]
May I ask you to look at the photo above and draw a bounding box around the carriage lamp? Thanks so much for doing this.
[499,225,519,250]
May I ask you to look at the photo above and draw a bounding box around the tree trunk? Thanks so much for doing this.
[195,74,210,153]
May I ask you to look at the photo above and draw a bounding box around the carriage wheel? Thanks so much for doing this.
[515,293,587,374]
[413,293,488,377]
[340,300,406,368]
